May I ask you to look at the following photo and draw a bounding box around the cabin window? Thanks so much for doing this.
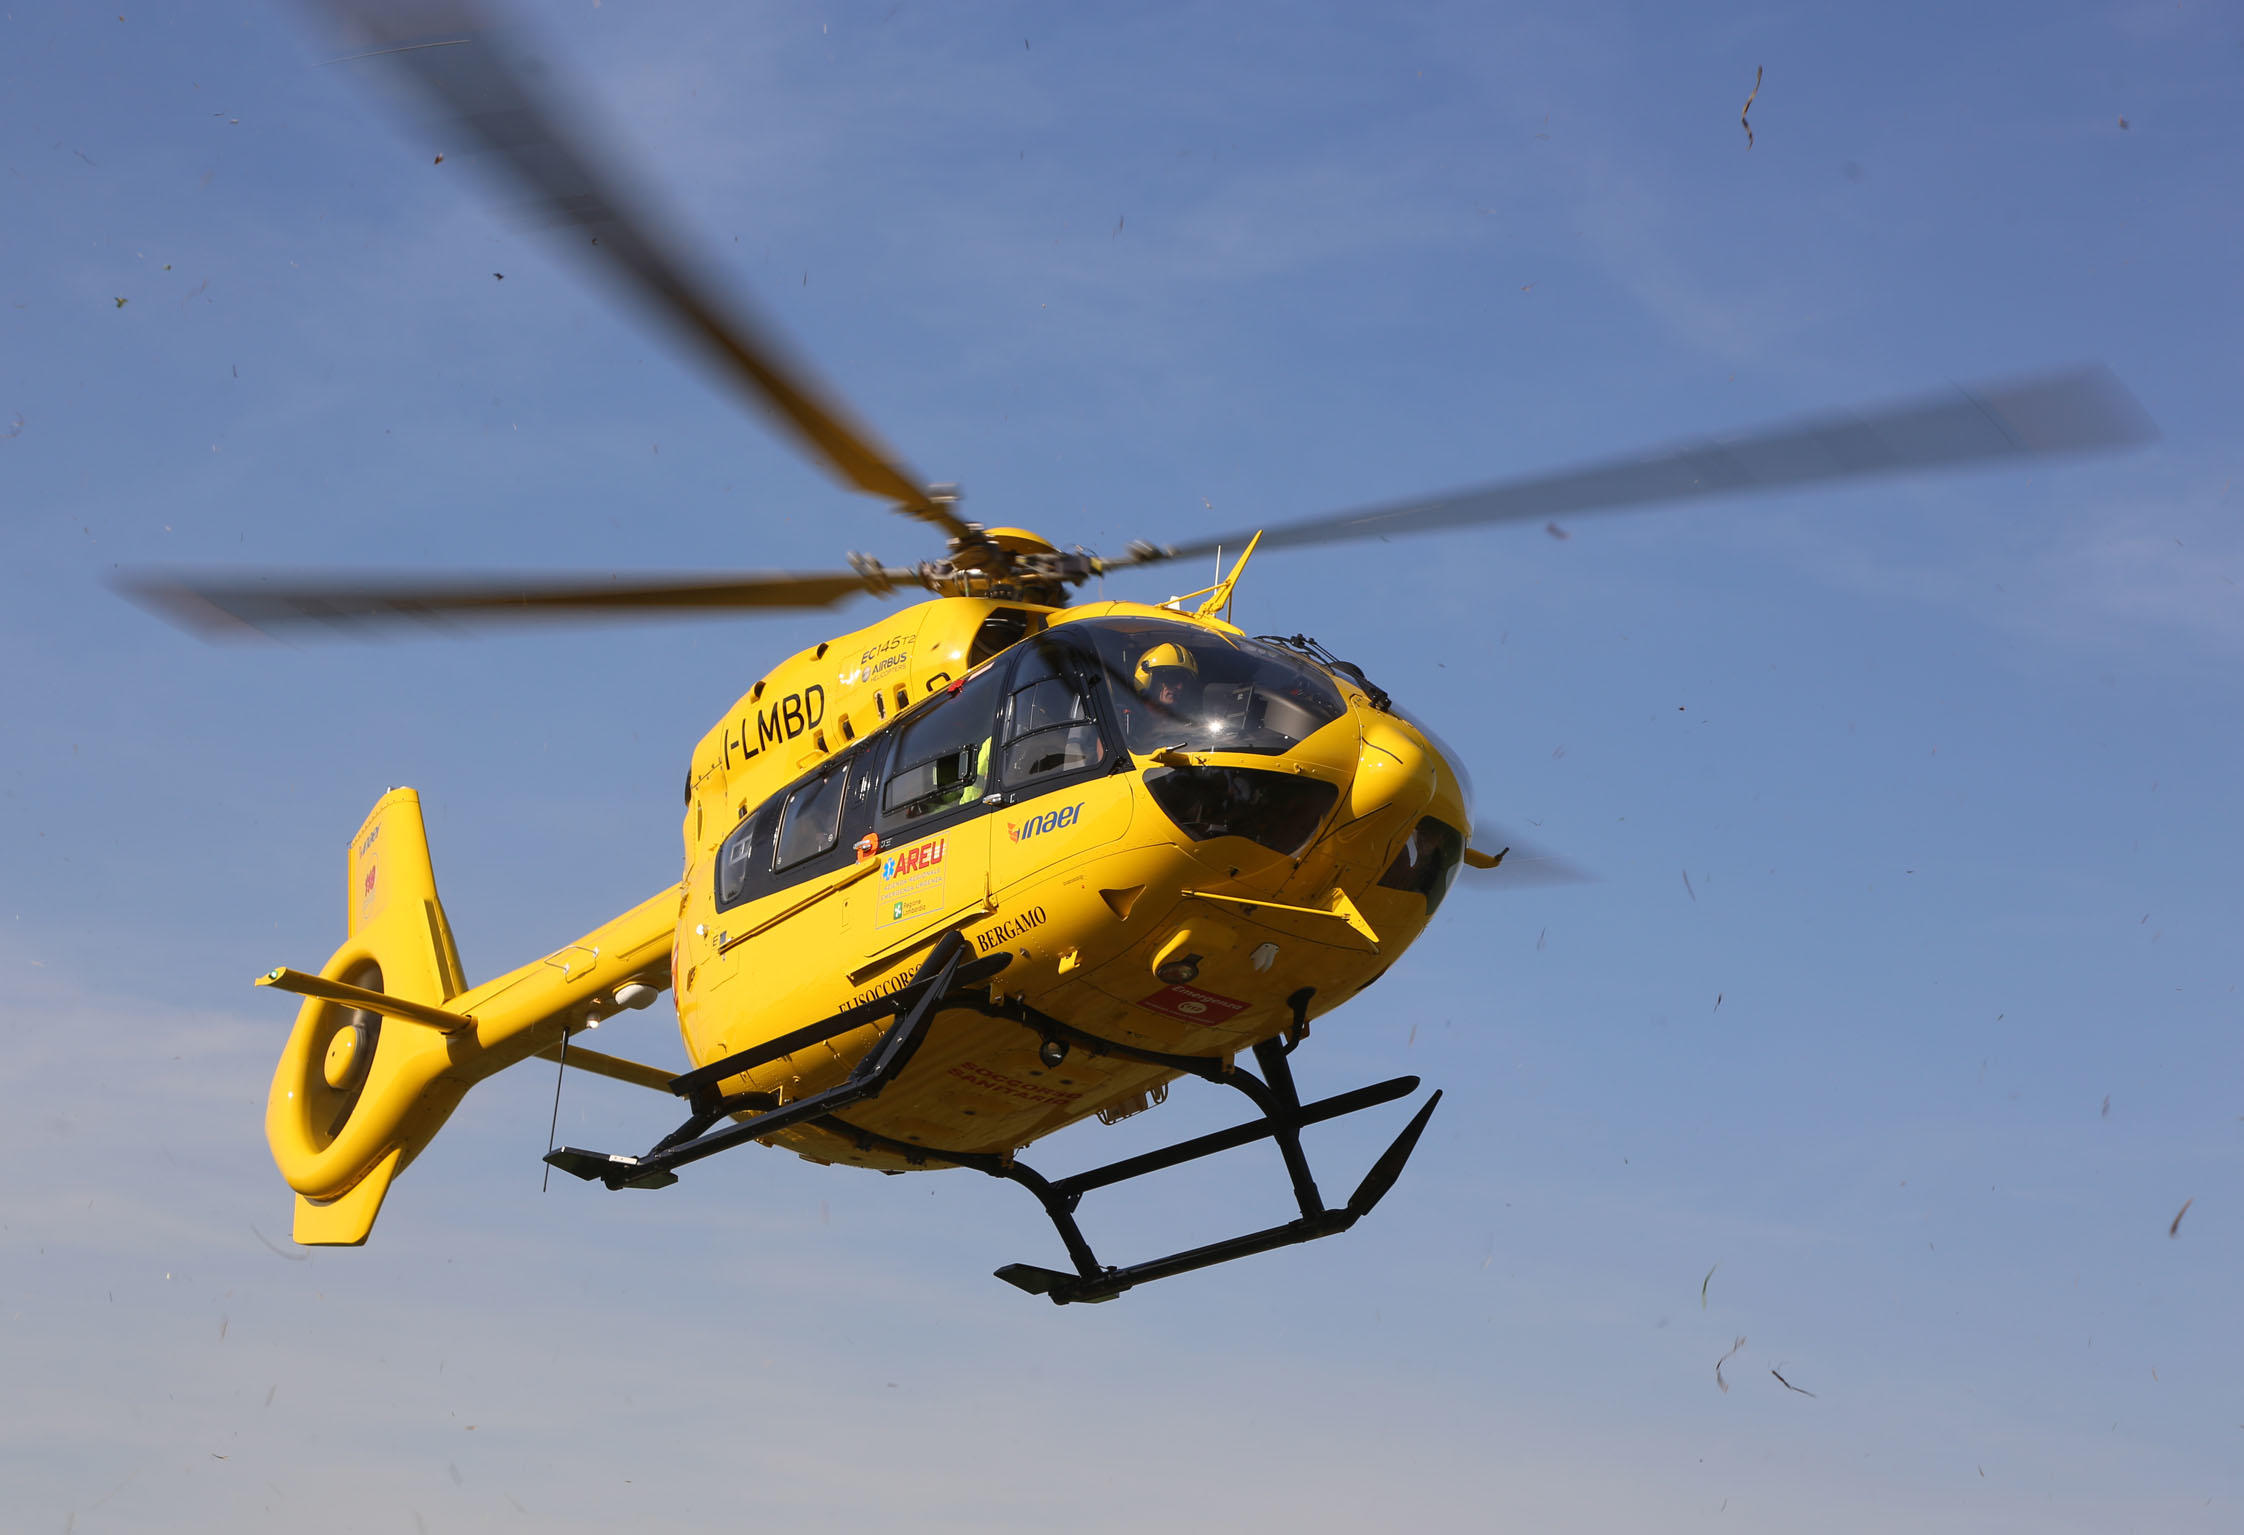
[717,743,885,909]
[774,758,850,870]
[714,798,782,910]
[999,636,1107,787]
[880,667,1004,827]
[841,742,883,838]
[1376,816,1466,916]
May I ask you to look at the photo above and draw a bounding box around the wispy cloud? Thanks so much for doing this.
[1724,463,2244,662]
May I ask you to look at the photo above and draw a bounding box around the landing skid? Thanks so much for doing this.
[545,936,1441,1304]
[974,989,1441,1302]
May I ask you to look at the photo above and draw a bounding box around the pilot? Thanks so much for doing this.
[1133,642,1201,717]
[910,736,991,818]
[1119,641,1203,752]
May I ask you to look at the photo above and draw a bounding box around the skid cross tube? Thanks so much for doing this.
[995,1088,1442,1305]
[809,1122,1115,1283]
[821,1007,1443,1305]
[973,996,1353,1223]
[545,934,1002,1191]
[1047,1075,1418,1197]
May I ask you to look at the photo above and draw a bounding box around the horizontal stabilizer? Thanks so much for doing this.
[257,966,471,1032]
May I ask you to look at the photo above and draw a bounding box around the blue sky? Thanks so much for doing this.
[4,2,2240,1530]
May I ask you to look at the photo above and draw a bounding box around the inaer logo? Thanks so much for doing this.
[1007,802,1083,844]
[882,838,947,880]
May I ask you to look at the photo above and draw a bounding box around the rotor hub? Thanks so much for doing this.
[323,1015,373,1091]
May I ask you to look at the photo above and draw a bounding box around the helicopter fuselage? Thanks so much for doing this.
[673,596,1471,1172]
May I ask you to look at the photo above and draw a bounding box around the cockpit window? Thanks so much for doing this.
[1066,617,1347,755]
[880,667,1004,826]
[1000,636,1108,787]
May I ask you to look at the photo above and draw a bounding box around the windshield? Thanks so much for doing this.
[1065,616,1348,755]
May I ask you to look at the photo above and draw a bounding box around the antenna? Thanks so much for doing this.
[541,1022,572,1191]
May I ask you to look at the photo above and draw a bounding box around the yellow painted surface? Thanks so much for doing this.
[263,591,1473,1239]
[266,788,677,1221]
[291,1147,400,1246]
[672,599,1457,1170]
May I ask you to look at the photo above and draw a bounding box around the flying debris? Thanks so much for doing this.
[118,1,2157,1308]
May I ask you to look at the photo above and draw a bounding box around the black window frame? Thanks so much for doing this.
[715,739,888,913]
[990,632,1122,807]
[714,795,784,913]
[712,637,1125,914]
[1065,615,1348,758]
[772,756,853,873]
[876,666,1010,834]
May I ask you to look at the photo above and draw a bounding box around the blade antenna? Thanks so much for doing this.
[542,1020,571,1192]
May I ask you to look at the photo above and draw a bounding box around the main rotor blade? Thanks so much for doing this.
[1154,365,2154,563]
[310,1,961,537]
[121,568,885,639]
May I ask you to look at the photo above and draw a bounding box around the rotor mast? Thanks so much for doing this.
[851,494,1172,608]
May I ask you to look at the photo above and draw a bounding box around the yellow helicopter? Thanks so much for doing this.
[131,3,2152,1304]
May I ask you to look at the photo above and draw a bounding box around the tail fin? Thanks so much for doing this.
[347,787,467,1004]
[265,789,470,1244]
[264,789,680,1246]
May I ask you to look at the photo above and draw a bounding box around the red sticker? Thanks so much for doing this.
[1136,983,1249,1025]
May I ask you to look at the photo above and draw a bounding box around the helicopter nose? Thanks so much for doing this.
[1349,714,1436,830]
